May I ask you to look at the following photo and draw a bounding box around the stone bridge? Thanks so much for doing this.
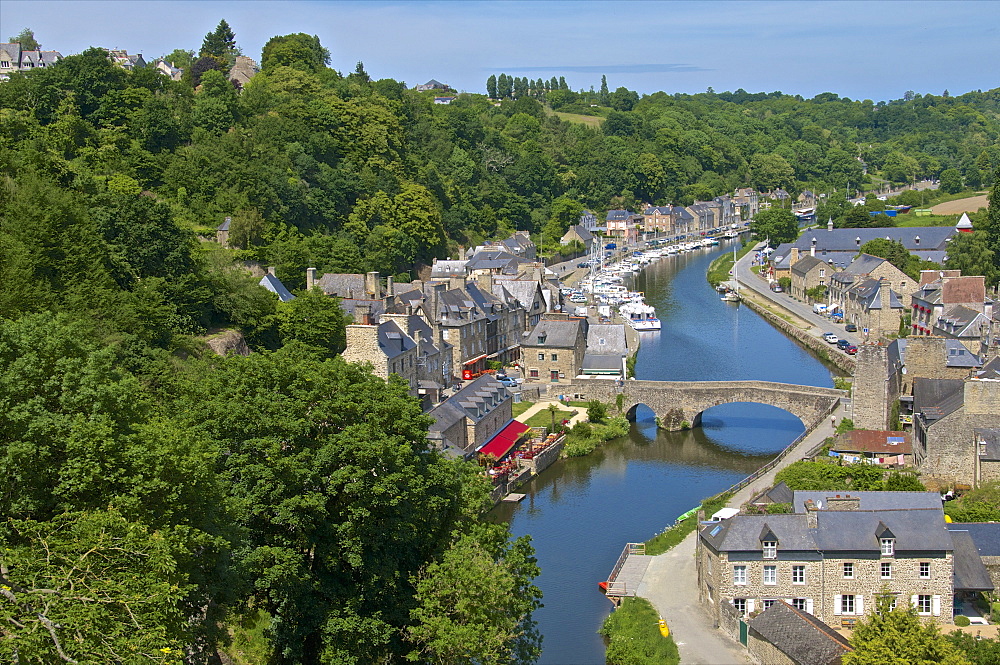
[563,379,844,431]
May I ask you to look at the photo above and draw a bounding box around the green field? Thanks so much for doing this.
[552,111,604,128]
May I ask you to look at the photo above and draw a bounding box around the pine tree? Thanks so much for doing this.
[486,74,497,99]
[600,75,610,105]
[559,76,568,90]
[201,19,236,58]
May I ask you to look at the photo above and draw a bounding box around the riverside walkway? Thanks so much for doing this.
[632,404,842,664]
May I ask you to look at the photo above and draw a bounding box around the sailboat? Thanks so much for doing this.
[721,244,741,302]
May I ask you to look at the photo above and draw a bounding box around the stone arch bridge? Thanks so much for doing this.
[562,379,844,431]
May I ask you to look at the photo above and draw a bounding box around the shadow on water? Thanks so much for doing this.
[491,243,833,665]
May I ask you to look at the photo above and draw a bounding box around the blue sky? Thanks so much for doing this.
[3,1,998,102]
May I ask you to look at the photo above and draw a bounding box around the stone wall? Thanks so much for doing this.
[747,630,796,665]
[920,380,1000,488]
[906,337,970,382]
[852,344,892,430]
[522,345,581,384]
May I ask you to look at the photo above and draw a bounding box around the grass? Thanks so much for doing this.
[706,243,754,286]
[524,407,574,429]
[600,597,680,665]
[220,608,272,665]
[551,110,604,128]
[563,416,630,457]
[644,492,733,556]
[894,214,964,227]
[512,401,534,418]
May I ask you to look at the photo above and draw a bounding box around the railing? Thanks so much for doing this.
[606,541,646,593]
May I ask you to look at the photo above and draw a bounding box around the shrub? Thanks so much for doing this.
[954,615,971,627]
[587,399,608,424]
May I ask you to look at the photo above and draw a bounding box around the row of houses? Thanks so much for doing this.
[603,192,754,243]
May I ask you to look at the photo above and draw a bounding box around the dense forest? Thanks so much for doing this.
[1,20,999,663]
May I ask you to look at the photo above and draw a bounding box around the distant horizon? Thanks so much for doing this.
[2,1,998,104]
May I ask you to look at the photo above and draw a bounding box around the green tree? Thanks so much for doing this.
[749,152,795,191]
[859,238,910,272]
[844,592,970,665]
[8,27,39,50]
[945,230,998,288]
[599,75,609,105]
[161,48,195,69]
[200,19,237,62]
[750,208,798,245]
[609,86,639,112]
[277,287,347,358]
[487,74,497,99]
[192,68,237,133]
[940,168,963,194]
[261,33,329,73]
[587,400,608,424]
[407,524,542,665]
[946,631,1000,665]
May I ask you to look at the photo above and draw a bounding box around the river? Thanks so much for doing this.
[490,241,835,664]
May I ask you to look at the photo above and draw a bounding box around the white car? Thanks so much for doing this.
[823,332,839,344]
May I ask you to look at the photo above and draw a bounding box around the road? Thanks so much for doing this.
[732,245,864,349]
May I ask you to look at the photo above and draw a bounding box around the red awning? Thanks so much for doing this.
[478,420,531,460]
[462,354,488,366]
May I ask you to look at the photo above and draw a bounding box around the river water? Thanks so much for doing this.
[490,241,835,664]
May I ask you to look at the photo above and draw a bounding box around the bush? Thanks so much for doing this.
[587,399,608,424]
[600,597,679,665]
[954,615,971,627]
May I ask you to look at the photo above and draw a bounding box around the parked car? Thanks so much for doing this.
[770,283,783,293]
[569,295,588,303]
[845,345,858,355]
[823,332,839,344]
[837,339,851,350]
[497,376,519,388]
[844,323,858,333]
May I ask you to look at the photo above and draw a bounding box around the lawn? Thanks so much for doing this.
[524,407,575,429]
[551,111,604,128]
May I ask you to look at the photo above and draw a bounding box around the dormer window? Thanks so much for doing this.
[762,540,777,559]
[881,538,895,556]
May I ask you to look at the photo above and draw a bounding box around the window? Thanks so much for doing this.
[791,598,807,612]
[763,565,776,585]
[820,268,826,278]
[792,565,805,584]
[881,562,892,579]
[843,562,854,579]
[538,353,545,361]
[919,562,930,579]
[733,598,746,615]
[917,595,932,615]
[762,540,777,559]
[733,565,747,585]
[841,595,855,615]
[762,599,776,610]
[529,369,538,378]
[880,538,895,556]
[551,353,558,361]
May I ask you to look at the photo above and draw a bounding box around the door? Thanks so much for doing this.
[739,620,748,646]
[550,370,559,382]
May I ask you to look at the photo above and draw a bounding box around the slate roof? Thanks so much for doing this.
[843,253,887,275]
[814,510,952,551]
[524,318,584,349]
[936,305,988,338]
[945,340,981,368]
[852,278,904,311]
[790,255,826,276]
[605,209,634,221]
[643,206,672,215]
[217,218,230,231]
[913,377,965,421]
[978,356,1000,380]
[430,260,468,278]
[378,320,416,360]
[562,224,594,243]
[748,601,852,665]
[950,522,1000,557]
[317,273,367,298]
[582,354,623,372]
[586,324,627,355]
[259,274,295,302]
[948,529,995,591]
[975,428,1000,462]
[791,490,941,513]
[788,227,955,252]
[749,481,793,506]
[701,513,817,552]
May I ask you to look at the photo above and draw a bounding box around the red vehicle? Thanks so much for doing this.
[845,345,858,355]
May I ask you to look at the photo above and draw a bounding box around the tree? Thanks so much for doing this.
[547,402,559,430]
[599,75,609,105]
[277,287,347,358]
[192,68,237,132]
[497,73,512,99]
[587,400,608,424]
[407,524,542,665]
[945,231,998,288]
[261,33,329,72]
[162,48,194,69]
[486,74,497,99]
[859,238,910,272]
[228,207,269,249]
[940,168,963,194]
[190,54,225,87]
[749,152,795,191]
[609,86,639,112]
[946,631,1000,665]
[844,592,970,665]
[8,27,39,50]
[750,208,798,245]
[200,19,236,58]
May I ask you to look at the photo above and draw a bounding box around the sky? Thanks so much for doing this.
[2,0,998,102]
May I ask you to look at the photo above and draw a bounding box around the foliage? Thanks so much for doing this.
[563,416,629,457]
[833,377,853,391]
[953,615,971,627]
[276,287,347,358]
[751,208,799,245]
[774,459,923,492]
[600,597,679,665]
[844,592,970,665]
[835,417,855,434]
[587,399,608,424]
[944,480,1000,522]
[778,276,792,290]
[8,27,39,50]
[805,285,827,301]
[946,631,1000,665]
[645,493,733,556]
[946,230,998,288]
[859,238,939,280]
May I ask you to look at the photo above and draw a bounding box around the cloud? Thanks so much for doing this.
[492,63,709,74]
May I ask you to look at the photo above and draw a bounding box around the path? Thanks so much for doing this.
[931,193,990,215]
[514,400,589,427]
[635,398,843,664]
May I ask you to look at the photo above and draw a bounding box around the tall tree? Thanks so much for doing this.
[599,75,609,105]
[486,74,497,99]
[200,19,236,58]
[844,593,970,665]
[8,27,39,50]
[750,208,799,245]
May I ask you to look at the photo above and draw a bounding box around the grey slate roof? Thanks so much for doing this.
[702,513,817,552]
[524,318,583,348]
[766,481,794,504]
[790,255,826,276]
[582,354,623,372]
[978,356,1000,380]
[975,428,1000,462]
[259,274,295,302]
[843,253,886,275]
[950,522,1000,557]
[586,324,627,355]
[430,260,468,278]
[317,273,366,298]
[788,227,955,252]
[948,529,995,591]
[913,377,966,422]
[791,490,942,513]
[945,340,981,368]
[748,601,852,665]
[378,320,416,360]
[814,510,952,552]
[606,209,634,221]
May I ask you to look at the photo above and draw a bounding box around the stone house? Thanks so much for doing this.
[713,195,740,228]
[641,206,673,235]
[521,315,588,384]
[774,227,956,272]
[843,278,907,338]
[671,205,695,238]
[742,600,852,665]
[733,188,759,223]
[489,275,548,329]
[426,374,513,459]
[789,255,832,302]
[579,209,598,232]
[341,306,419,397]
[464,279,525,365]
[499,230,537,260]
[686,202,717,234]
[850,342,906,431]
[216,216,231,248]
[697,491,959,628]
[606,210,640,242]
[582,323,628,377]
[913,376,1000,488]
[932,305,991,353]
[829,430,912,467]
[0,43,62,81]
[380,312,454,406]
[259,270,295,303]
[228,55,259,89]
[153,59,183,81]
[827,253,916,328]
[560,224,594,253]
[949,523,1000,594]
[911,271,990,340]
[107,49,145,70]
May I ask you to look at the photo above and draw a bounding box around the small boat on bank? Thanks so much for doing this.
[620,301,661,331]
[721,290,740,302]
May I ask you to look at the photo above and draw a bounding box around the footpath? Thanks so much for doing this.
[514,400,589,427]
[636,404,843,664]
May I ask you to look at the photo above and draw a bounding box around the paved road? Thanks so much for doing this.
[733,247,863,349]
[637,404,844,664]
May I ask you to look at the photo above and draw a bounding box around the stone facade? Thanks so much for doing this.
[747,632,797,665]
[851,344,899,431]
[790,255,833,302]
[521,316,587,384]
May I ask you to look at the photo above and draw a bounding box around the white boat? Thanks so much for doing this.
[620,302,661,331]
[721,290,741,302]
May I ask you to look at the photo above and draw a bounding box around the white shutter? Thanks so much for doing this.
[856,595,864,616]
[834,594,842,615]
[911,595,919,609]
[806,598,814,615]
[933,595,941,617]
[747,599,755,614]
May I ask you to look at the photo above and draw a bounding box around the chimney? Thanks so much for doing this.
[354,304,373,326]
[810,237,817,257]
[306,267,317,291]
[365,272,381,299]
[428,282,447,320]
[267,266,276,277]
[790,247,800,265]
[879,278,890,308]
[386,275,394,296]
[449,275,467,291]
[804,499,819,528]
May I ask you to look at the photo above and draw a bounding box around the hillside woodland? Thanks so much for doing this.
[1,22,999,663]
